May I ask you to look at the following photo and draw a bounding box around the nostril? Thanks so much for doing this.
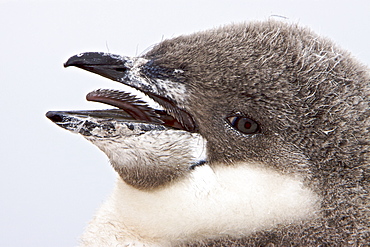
[46,111,63,123]
[114,67,128,72]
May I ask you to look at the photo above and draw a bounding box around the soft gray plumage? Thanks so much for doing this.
[47,20,369,246]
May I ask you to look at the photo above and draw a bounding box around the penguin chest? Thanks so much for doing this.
[101,163,320,245]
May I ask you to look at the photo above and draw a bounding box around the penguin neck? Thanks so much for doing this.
[80,163,320,246]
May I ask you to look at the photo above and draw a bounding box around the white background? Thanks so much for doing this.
[1,1,369,246]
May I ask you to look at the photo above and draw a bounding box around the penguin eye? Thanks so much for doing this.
[226,116,260,134]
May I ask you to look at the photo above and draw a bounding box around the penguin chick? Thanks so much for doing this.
[46,20,369,246]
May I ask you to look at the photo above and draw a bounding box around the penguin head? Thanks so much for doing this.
[47,21,369,193]
[140,21,369,180]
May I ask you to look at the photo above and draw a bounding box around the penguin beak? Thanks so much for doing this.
[47,52,197,135]
[46,108,177,137]
[64,52,133,83]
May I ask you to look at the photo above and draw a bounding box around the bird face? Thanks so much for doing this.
[46,24,314,189]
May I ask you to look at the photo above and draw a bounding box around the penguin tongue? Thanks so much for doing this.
[86,89,185,130]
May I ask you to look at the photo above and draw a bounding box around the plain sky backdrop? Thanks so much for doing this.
[1,1,369,246]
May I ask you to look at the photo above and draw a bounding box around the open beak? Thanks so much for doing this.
[46,52,197,134]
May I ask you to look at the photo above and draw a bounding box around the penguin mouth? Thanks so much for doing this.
[85,89,190,131]
[47,52,197,134]
[46,89,195,135]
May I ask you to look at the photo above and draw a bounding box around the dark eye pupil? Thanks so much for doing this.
[244,121,252,129]
[226,116,260,134]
